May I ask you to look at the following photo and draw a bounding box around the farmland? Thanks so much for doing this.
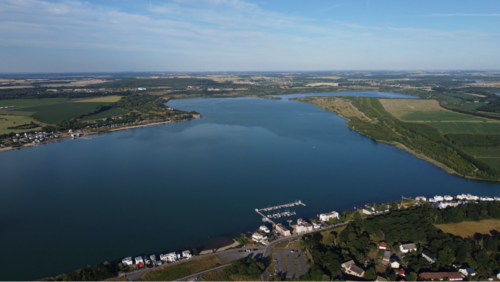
[77,96,122,103]
[0,98,68,107]
[0,115,43,135]
[479,158,500,170]
[466,149,500,157]
[426,122,500,134]
[461,102,486,110]
[81,108,128,121]
[379,99,487,121]
[435,219,500,238]
[15,102,108,124]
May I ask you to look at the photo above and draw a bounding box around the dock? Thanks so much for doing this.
[255,200,306,224]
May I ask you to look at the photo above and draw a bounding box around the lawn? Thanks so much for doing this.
[379,99,486,121]
[139,256,222,281]
[440,94,463,104]
[77,96,122,103]
[0,115,44,134]
[426,122,500,134]
[477,158,500,170]
[201,268,226,281]
[435,219,500,238]
[360,97,393,118]
[81,108,128,121]
[15,102,108,124]
[0,98,68,107]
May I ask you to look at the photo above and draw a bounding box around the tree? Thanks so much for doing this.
[364,268,376,280]
[192,248,199,256]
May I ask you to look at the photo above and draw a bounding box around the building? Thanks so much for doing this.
[399,243,417,253]
[296,218,313,234]
[419,272,463,281]
[433,195,444,202]
[143,256,151,265]
[397,268,406,277]
[312,222,321,229]
[276,224,291,237]
[138,88,147,91]
[415,196,427,201]
[341,260,365,278]
[362,209,373,215]
[252,232,266,242]
[319,211,339,222]
[182,250,192,259]
[259,225,270,233]
[122,257,133,266]
[422,249,436,264]
[160,252,177,262]
[378,242,387,250]
[390,256,400,269]
[444,195,453,201]
[135,256,144,266]
[150,254,157,262]
[382,250,391,264]
[375,276,387,281]
[459,267,475,277]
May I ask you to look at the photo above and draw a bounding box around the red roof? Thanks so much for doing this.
[397,269,406,275]
[420,272,463,280]
[379,242,387,248]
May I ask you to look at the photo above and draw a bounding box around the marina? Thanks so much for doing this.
[255,200,306,223]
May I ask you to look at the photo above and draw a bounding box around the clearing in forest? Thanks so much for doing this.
[380,99,488,122]
[435,219,500,238]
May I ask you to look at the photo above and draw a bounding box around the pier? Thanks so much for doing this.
[255,200,306,224]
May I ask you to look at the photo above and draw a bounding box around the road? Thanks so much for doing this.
[174,264,230,281]
[260,222,348,281]
[391,245,408,269]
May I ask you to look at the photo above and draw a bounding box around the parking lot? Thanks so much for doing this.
[272,248,309,278]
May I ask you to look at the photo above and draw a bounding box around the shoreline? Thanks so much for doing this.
[0,115,201,154]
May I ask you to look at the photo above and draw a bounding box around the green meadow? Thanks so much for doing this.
[81,108,128,121]
[426,122,500,134]
[0,98,68,107]
[15,102,107,124]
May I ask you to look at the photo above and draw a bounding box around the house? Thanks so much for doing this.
[415,196,427,201]
[390,256,400,268]
[382,250,391,264]
[312,222,321,229]
[378,242,387,250]
[397,268,406,277]
[150,254,157,262]
[276,224,291,237]
[296,219,313,233]
[182,250,192,259]
[362,209,373,215]
[444,195,453,201]
[135,256,144,266]
[399,243,417,253]
[138,88,147,91]
[252,232,267,242]
[419,272,463,281]
[160,252,177,262]
[433,195,444,202]
[341,260,365,278]
[319,211,339,222]
[259,225,270,233]
[122,257,133,266]
[459,267,476,277]
[422,250,436,264]
[375,276,387,281]
[143,256,151,265]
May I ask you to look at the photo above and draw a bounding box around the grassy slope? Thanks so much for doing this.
[15,102,107,124]
[435,219,500,238]
[465,149,500,157]
[139,256,222,281]
[0,98,68,107]
[402,111,486,121]
[426,122,500,134]
[0,115,43,134]
[81,108,128,121]
[461,102,486,111]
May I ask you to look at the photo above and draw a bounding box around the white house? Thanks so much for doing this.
[296,219,313,234]
[182,250,192,259]
[415,196,427,201]
[399,243,417,253]
[135,256,144,265]
[122,257,133,266]
[160,252,177,262]
[438,202,450,209]
[459,267,476,277]
[444,195,453,201]
[319,211,339,222]
[433,195,444,202]
[143,256,151,265]
[312,222,321,230]
[138,88,147,91]
[341,260,365,278]
[252,232,266,242]
[422,250,436,264]
[276,224,291,237]
[390,257,400,269]
[260,225,270,233]
[362,209,373,215]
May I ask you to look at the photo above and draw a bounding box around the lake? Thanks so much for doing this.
[1,91,499,280]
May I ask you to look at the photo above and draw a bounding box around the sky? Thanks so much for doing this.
[0,0,499,72]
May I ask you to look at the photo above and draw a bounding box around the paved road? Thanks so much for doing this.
[261,222,348,281]
[174,264,230,281]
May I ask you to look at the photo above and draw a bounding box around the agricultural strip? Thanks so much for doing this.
[14,102,108,124]
[465,149,500,157]
[435,219,500,238]
[0,115,43,135]
[77,96,122,103]
[0,98,68,107]
[81,108,128,121]
[426,122,500,134]
[139,256,222,281]
[480,158,500,170]
[461,102,486,110]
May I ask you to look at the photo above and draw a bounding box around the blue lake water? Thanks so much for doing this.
[1,91,500,280]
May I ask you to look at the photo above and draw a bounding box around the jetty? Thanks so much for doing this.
[255,200,306,224]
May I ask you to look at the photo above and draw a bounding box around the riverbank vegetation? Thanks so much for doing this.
[139,256,222,281]
[297,96,500,181]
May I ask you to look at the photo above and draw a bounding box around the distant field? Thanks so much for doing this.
[314,76,341,80]
[426,122,500,134]
[139,256,222,281]
[16,102,107,124]
[0,115,43,134]
[435,219,500,238]
[478,158,500,170]
[0,98,68,107]
[461,102,486,110]
[81,108,128,121]
[441,94,462,104]
[0,85,34,89]
[77,96,122,103]
[361,97,393,118]
[465,148,500,157]
[306,82,339,87]
[380,99,486,121]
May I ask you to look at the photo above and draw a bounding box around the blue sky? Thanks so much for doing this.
[1,0,499,72]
